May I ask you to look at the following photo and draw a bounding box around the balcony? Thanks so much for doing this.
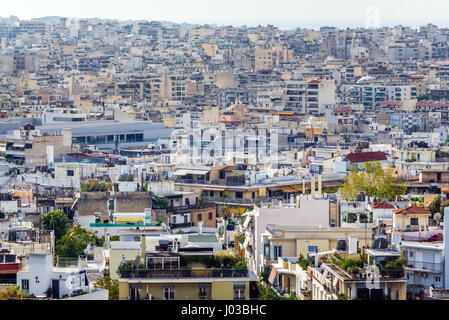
[170,222,194,229]
[203,196,284,205]
[379,268,405,279]
[298,288,312,300]
[175,178,208,184]
[118,268,249,279]
[405,261,443,273]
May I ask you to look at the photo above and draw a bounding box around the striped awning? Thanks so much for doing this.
[115,217,144,222]
[280,186,296,193]
[268,266,278,284]
[203,187,225,191]
[243,237,250,249]
[243,216,251,228]
[174,169,210,176]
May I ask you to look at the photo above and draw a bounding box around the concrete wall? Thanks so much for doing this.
[109,248,140,280]
[78,192,153,221]
[254,199,330,272]
[68,289,108,300]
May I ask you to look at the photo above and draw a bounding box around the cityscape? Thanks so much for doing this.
[1,3,449,303]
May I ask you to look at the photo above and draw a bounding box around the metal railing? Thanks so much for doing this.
[379,268,405,278]
[203,196,284,205]
[118,268,249,279]
[170,222,194,229]
[405,261,443,272]
[175,179,208,184]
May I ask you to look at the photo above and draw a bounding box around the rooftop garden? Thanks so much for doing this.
[321,252,406,278]
[297,254,314,270]
[117,251,248,278]
[81,181,115,192]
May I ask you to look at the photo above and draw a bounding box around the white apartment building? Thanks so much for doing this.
[284,78,336,114]
[401,241,444,293]
[340,82,417,110]
[17,253,90,299]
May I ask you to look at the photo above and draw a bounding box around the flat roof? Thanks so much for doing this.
[366,249,401,257]
[37,120,172,137]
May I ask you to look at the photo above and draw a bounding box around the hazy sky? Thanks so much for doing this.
[2,0,449,29]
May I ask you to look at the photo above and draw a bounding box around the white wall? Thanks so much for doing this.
[17,254,53,297]
[254,199,330,272]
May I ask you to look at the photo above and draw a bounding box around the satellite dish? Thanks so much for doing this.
[434,212,442,224]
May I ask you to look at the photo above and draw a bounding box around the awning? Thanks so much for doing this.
[280,186,296,193]
[268,266,278,284]
[71,195,79,210]
[115,217,144,222]
[174,169,210,176]
[243,216,251,228]
[243,237,250,248]
[321,268,329,283]
[203,187,225,191]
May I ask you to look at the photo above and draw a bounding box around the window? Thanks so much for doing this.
[308,246,318,253]
[263,244,270,258]
[198,214,202,222]
[409,251,414,258]
[235,192,243,198]
[410,218,419,226]
[163,284,175,300]
[435,276,441,283]
[208,212,213,220]
[273,245,282,260]
[184,215,188,223]
[199,284,207,300]
[67,169,74,177]
[21,279,29,291]
[233,283,246,300]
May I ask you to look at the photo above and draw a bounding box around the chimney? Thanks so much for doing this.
[141,234,146,260]
[311,175,316,199]
[173,238,178,253]
[348,237,358,254]
[105,233,110,250]
[318,174,322,194]
[356,214,361,228]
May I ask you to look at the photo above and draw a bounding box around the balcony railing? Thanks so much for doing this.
[118,268,249,279]
[203,196,284,205]
[379,268,405,278]
[170,222,194,229]
[405,261,443,272]
[175,178,208,184]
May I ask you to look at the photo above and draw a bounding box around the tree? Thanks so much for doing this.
[257,282,281,300]
[41,210,70,240]
[339,161,406,201]
[429,195,441,215]
[0,286,26,300]
[94,276,119,300]
[56,225,103,258]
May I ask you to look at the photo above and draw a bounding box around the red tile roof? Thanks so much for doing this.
[393,205,431,215]
[221,166,238,172]
[347,152,388,163]
[370,201,396,209]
